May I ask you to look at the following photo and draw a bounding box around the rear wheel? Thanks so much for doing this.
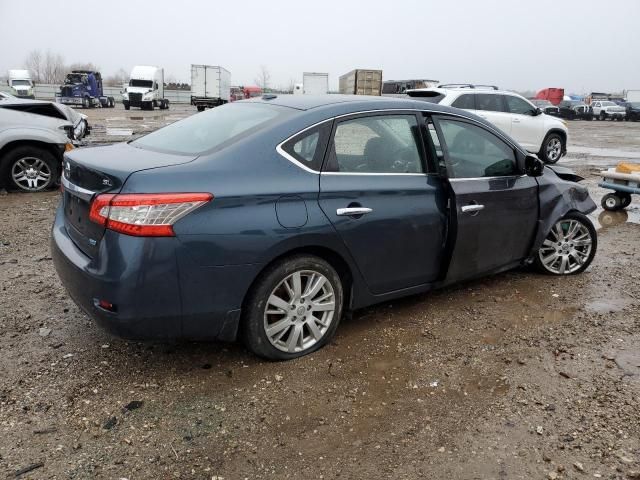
[620,193,632,208]
[242,255,344,360]
[124,101,130,110]
[5,146,57,192]
[539,133,564,164]
[197,105,205,112]
[535,212,597,275]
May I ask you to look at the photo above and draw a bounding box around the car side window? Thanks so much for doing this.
[505,95,536,115]
[451,94,475,109]
[435,118,517,178]
[475,94,506,112]
[325,115,423,173]
[282,122,332,171]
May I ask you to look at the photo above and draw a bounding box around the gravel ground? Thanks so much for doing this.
[0,113,639,479]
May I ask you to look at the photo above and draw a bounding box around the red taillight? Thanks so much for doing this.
[89,193,213,237]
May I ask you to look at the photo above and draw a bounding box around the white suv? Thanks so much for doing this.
[407,84,568,163]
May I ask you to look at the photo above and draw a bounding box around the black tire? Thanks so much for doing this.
[197,105,205,112]
[600,112,607,121]
[534,212,597,276]
[3,145,58,192]
[124,102,130,110]
[165,100,169,110]
[242,254,344,360]
[82,97,89,109]
[539,133,564,164]
[602,193,623,211]
[620,193,632,208]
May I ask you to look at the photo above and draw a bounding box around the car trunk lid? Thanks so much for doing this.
[62,142,197,258]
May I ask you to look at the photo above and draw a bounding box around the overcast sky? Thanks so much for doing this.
[1,0,639,93]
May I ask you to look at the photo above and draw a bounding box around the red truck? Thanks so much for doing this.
[535,88,565,106]
[229,85,263,102]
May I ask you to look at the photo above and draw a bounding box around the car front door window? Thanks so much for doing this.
[436,118,517,178]
[505,95,536,116]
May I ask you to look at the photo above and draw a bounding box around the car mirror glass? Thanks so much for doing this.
[525,154,544,177]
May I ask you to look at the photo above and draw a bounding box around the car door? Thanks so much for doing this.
[472,93,513,137]
[318,112,448,294]
[504,94,545,152]
[428,115,539,283]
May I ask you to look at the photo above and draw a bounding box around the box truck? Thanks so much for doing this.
[7,70,35,99]
[190,65,231,111]
[122,66,168,110]
[626,90,640,103]
[339,69,383,96]
[302,72,328,95]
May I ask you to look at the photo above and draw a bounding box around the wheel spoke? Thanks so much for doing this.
[306,318,323,340]
[286,324,302,352]
[312,301,335,312]
[291,272,302,300]
[559,256,568,274]
[266,318,292,338]
[268,294,290,312]
[304,274,326,300]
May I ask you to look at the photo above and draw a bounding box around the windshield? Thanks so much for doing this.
[65,74,86,85]
[11,79,31,86]
[132,103,293,155]
[601,101,616,106]
[129,79,153,88]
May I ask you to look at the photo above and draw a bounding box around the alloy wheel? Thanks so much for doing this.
[264,270,336,353]
[546,138,562,162]
[11,157,52,191]
[538,219,593,274]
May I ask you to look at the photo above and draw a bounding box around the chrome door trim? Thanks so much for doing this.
[275,108,526,175]
[61,175,95,201]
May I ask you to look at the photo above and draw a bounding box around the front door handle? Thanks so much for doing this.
[337,207,373,216]
[513,118,521,123]
[461,204,485,214]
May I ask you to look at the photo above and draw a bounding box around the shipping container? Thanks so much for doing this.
[339,69,383,96]
[190,64,231,111]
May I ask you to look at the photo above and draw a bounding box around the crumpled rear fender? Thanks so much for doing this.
[529,168,597,257]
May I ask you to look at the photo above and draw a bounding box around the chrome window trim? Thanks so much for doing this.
[449,174,527,182]
[275,108,525,176]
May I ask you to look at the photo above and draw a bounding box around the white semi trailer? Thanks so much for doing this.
[190,65,231,111]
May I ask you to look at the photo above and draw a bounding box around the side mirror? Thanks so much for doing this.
[525,154,544,177]
[534,107,543,116]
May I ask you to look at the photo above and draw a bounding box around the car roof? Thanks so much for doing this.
[244,93,463,113]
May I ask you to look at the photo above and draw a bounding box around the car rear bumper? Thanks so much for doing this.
[51,205,250,341]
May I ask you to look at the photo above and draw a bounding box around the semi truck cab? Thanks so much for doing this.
[58,71,115,108]
[122,66,169,111]
[7,70,35,99]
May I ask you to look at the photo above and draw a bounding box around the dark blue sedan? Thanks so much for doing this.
[52,95,597,360]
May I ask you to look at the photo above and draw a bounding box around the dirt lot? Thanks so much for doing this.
[1,112,639,479]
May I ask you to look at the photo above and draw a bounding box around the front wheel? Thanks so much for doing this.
[539,133,564,164]
[602,192,624,211]
[123,101,130,110]
[600,112,607,121]
[534,212,597,275]
[5,146,57,192]
[242,255,344,360]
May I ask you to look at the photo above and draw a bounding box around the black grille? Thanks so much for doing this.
[61,86,73,97]
[129,92,142,105]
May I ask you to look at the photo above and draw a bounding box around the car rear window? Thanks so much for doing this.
[132,103,293,155]
[475,94,506,112]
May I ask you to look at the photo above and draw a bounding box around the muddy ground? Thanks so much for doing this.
[1,113,639,479]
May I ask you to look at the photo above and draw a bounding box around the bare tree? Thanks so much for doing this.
[254,65,271,91]
[104,68,128,87]
[24,50,43,83]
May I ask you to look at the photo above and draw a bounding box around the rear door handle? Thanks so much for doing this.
[337,207,373,216]
[461,204,484,213]
[513,118,521,123]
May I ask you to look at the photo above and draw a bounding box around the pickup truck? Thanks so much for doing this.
[591,100,626,121]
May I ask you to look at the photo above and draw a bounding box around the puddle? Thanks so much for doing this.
[586,296,631,314]
[105,128,133,136]
[570,146,640,159]
[614,350,640,379]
